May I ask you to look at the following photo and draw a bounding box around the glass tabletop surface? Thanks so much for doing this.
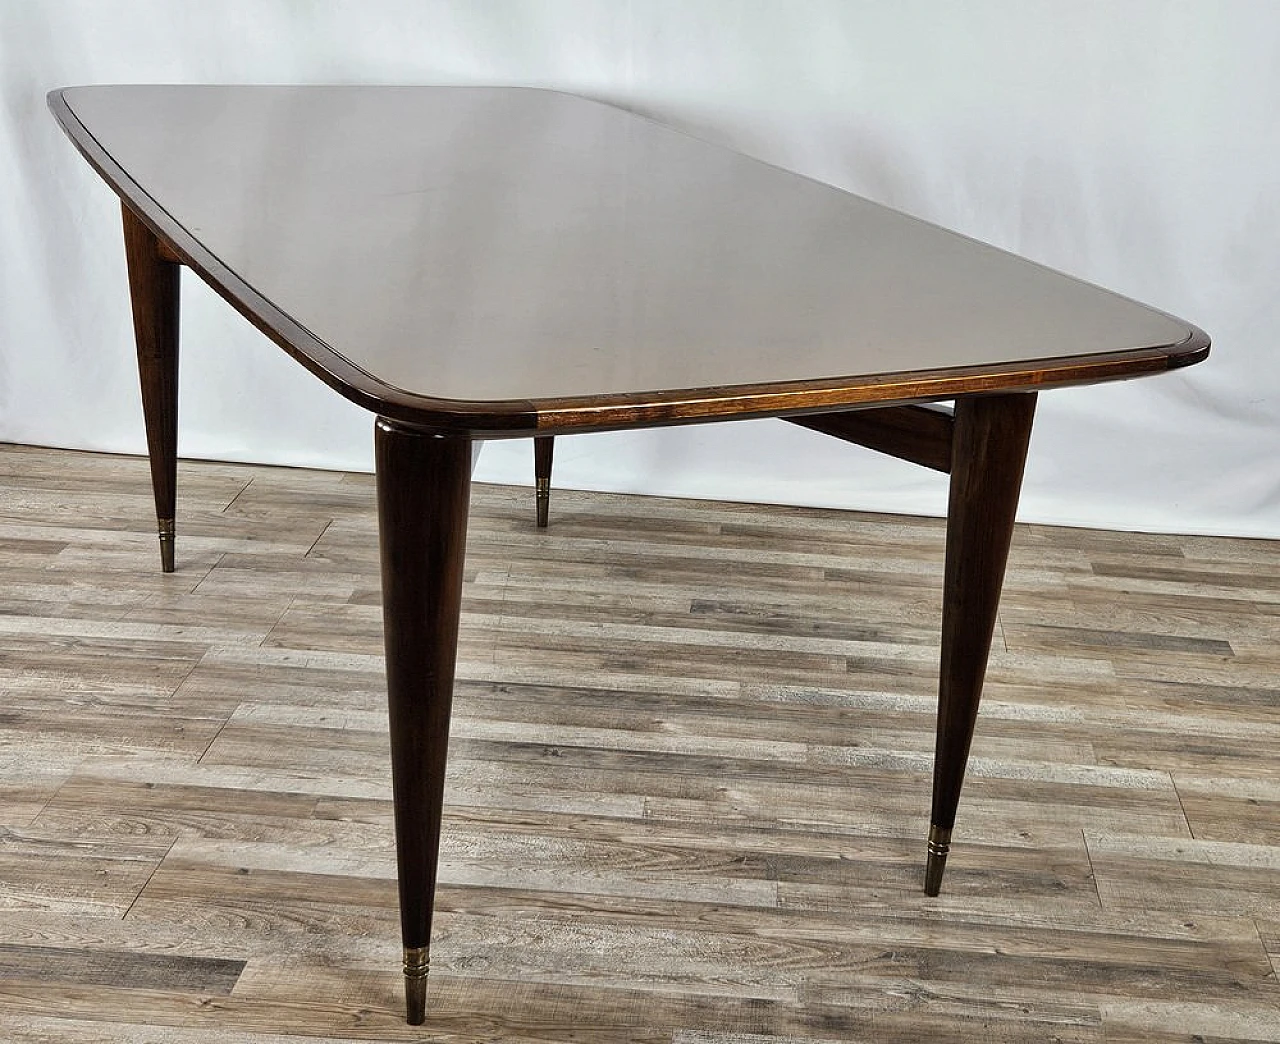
[56,85,1199,418]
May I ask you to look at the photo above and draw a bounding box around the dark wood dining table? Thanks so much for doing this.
[50,84,1208,1024]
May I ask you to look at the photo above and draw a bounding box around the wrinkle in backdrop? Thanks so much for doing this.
[2,0,1277,536]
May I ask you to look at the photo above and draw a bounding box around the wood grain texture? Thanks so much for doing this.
[0,943,244,994]
[787,403,955,473]
[1,442,1277,1042]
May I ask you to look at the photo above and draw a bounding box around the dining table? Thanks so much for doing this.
[49,84,1209,1024]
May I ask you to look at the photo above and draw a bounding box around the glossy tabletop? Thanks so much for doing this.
[51,85,1205,434]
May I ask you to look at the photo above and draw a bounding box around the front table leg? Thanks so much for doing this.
[374,418,472,1023]
[925,392,1037,895]
[121,203,180,572]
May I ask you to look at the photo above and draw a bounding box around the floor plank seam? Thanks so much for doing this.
[187,550,227,596]
[303,518,333,560]
[1080,826,1104,911]
[1170,775,1198,841]
[219,475,256,515]
[119,836,178,921]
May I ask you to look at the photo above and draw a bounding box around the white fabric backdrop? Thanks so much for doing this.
[3,0,1277,537]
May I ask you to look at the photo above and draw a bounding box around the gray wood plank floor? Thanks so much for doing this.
[1,442,1277,1043]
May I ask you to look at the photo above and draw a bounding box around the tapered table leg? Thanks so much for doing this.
[925,392,1036,895]
[374,418,472,1024]
[121,204,180,573]
[534,435,554,528]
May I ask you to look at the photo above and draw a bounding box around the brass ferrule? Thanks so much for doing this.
[157,518,176,574]
[923,823,952,897]
[403,945,430,978]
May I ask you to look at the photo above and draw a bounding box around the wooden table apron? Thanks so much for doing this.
[51,85,1209,1025]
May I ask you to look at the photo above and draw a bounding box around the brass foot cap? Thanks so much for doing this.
[157,520,176,573]
[403,947,429,1025]
[535,480,550,528]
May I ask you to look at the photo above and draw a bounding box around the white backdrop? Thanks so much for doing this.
[3,0,1278,537]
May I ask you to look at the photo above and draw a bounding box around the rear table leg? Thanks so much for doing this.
[534,435,554,528]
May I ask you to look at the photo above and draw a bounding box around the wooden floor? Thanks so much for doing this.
[1,442,1278,1043]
